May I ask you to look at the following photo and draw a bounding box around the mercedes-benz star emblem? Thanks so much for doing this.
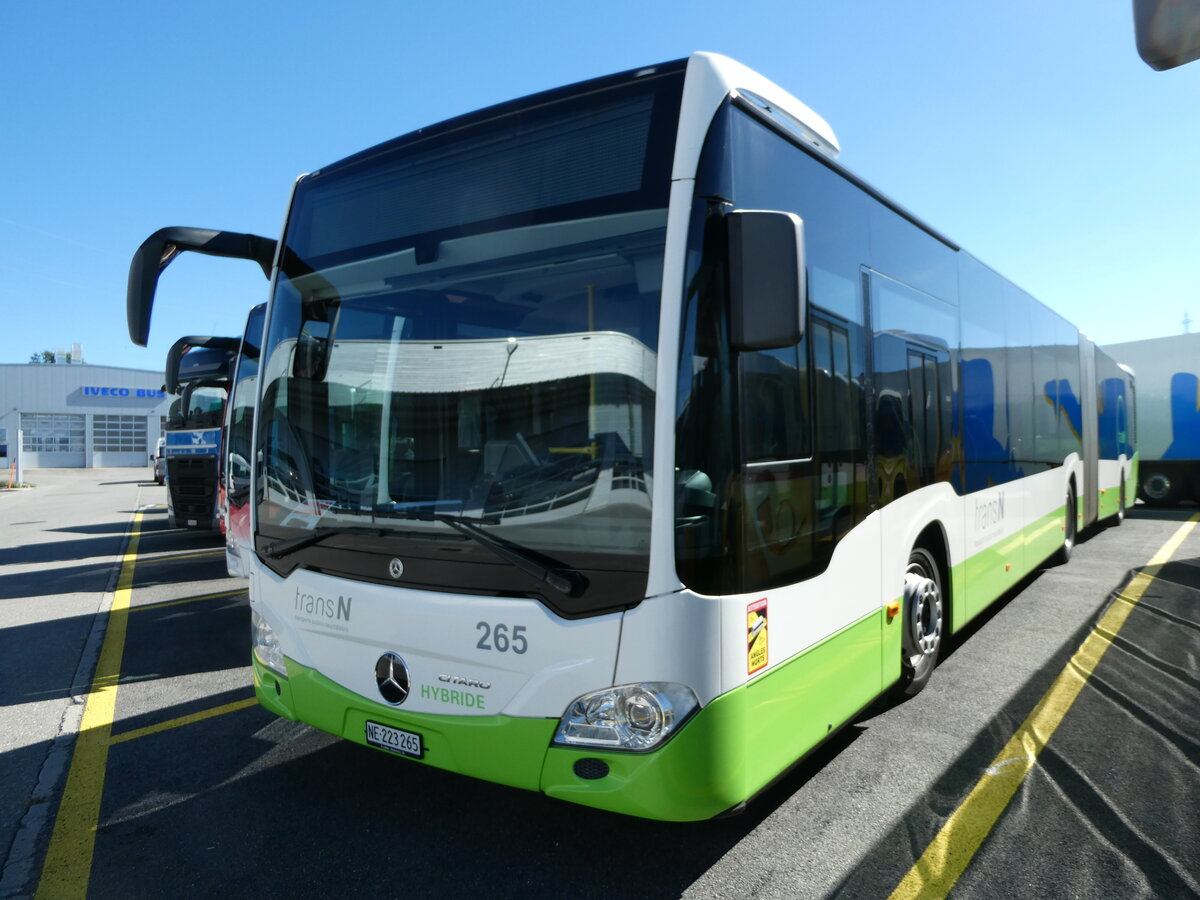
[374,652,410,705]
[389,558,405,579]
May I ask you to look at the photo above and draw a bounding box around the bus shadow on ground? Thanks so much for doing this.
[1,527,122,568]
[0,555,123,601]
[820,547,1200,899]
[48,521,139,536]
[0,513,213,591]
[0,593,249,710]
[1126,503,1199,521]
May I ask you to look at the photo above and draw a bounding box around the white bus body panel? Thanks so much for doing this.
[622,513,883,699]
[1097,456,1129,500]
[252,565,621,718]
[672,53,839,185]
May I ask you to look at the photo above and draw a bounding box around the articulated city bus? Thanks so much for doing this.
[127,52,1134,820]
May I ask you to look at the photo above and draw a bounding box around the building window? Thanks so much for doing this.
[93,415,147,452]
[21,414,85,453]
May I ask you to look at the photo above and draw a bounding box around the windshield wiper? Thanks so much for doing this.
[265,507,585,596]
[437,516,585,597]
[359,506,583,595]
[262,525,388,559]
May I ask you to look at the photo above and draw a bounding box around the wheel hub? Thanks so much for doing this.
[1144,473,1172,501]
[904,566,941,656]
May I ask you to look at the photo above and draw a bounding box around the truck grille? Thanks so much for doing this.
[167,456,218,520]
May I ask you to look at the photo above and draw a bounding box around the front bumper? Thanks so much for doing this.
[252,655,750,821]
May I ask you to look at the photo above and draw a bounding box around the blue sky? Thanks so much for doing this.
[2,1,1198,372]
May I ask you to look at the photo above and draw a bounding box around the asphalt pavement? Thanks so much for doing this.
[2,469,1198,899]
[0,469,152,898]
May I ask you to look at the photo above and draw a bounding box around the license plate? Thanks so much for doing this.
[365,720,423,759]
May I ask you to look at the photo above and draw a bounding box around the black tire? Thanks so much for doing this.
[893,546,945,699]
[1141,470,1179,507]
[1053,485,1077,565]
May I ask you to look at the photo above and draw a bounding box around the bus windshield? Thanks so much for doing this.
[255,65,684,612]
[169,385,226,429]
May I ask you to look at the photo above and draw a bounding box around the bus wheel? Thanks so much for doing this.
[1053,485,1077,565]
[1112,482,1126,526]
[1141,471,1178,507]
[894,546,944,698]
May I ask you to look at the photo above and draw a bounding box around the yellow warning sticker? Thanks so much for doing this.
[747,598,768,675]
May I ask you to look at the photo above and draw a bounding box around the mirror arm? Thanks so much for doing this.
[127,227,277,347]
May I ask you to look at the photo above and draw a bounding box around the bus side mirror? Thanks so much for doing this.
[727,210,806,351]
[1133,0,1200,70]
[165,335,241,394]
[294,318,333,380]
[127,227,276,347]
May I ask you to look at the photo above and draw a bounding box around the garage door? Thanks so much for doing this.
[92,414,149,467]
[21,413,86,468]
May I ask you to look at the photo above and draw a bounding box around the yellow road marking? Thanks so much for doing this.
[140,548,225,563]
[132,588,246,613]
[36,512,144,900]
[109,698,258,746]
[888,513,1200,900]
[35,518,257,898]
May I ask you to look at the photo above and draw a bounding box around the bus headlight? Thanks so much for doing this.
[553,683,699,751]
[252,610,287,676]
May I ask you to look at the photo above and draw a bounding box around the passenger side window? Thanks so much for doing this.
[813,321,856,457]
[812,318,857,524]
[907,348,939,477]
[739,340,810,463]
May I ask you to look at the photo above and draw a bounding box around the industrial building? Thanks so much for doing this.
[0,359,171,469]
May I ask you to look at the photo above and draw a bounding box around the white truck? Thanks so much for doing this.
[1105,332,1200,505]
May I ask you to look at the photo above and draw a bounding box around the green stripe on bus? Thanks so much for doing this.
[544,608,886,820]
[954,502,1067,628]
[247,497,1104,822]
[253,656,556,792]
[254,609,885,821]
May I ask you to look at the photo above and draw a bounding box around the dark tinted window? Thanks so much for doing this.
[740,341,810,463]
[286,74,683,269]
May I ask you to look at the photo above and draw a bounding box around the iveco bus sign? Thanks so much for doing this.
[81,386,166,398]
